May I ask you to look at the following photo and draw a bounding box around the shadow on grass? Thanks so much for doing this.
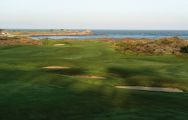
[44,67,87,76]
[0,69,33,83]
[106,66,180,87]
[0,68,188,120]
[107,67,157,77]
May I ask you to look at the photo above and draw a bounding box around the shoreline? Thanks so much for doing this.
[30,36,188,41]
[8,30,93,37]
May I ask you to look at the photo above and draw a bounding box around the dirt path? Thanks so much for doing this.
[115,86,183,93]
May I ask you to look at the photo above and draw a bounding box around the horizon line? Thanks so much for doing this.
[2,28,188,31]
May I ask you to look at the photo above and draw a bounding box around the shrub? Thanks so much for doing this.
[180,45,188,53]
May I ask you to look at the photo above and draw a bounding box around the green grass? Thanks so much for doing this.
[0,40,188,120]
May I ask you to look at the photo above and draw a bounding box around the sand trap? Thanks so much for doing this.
[76,75,105,79]
[115,86,183,93]
[54,44,65,46]
[43,66,70,69]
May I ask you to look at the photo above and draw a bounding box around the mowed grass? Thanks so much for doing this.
[0,40,188,120]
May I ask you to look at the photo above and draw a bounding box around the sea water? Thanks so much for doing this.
[11,29,188,40]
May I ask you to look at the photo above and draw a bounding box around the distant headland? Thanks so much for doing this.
[1,29,93,37]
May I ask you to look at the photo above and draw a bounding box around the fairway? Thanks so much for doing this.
[0,41,188,120]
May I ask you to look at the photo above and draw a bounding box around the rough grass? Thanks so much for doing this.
[0,36,41,45]
[0,40,188,120]
[113,37,188,55]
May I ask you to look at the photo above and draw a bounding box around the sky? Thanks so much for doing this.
[0,0,188,30]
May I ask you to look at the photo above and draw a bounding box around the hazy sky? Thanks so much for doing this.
[0,0,188,29]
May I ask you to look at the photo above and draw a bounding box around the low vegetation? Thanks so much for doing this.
[113,37,188,55]
[0,36,41,45]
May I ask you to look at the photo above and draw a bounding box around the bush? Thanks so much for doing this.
[180,45,188,53]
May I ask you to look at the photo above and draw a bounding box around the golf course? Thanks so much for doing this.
[0,39,188,120]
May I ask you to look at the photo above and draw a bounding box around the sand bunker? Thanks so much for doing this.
[43,66,70,69]
[76,75,105,79]
[54,44,65,46]
[115,86,183,93]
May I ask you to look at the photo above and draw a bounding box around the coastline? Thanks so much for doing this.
[8,30,93,37]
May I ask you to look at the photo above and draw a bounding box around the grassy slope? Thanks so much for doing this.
[0,41,188,120]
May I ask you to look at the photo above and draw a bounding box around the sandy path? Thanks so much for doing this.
[43,66,70,69]
[115,86,183,93]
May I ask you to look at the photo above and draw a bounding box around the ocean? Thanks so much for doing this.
[9,29,188,40]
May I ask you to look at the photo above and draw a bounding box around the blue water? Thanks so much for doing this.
[30,30,188,39]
